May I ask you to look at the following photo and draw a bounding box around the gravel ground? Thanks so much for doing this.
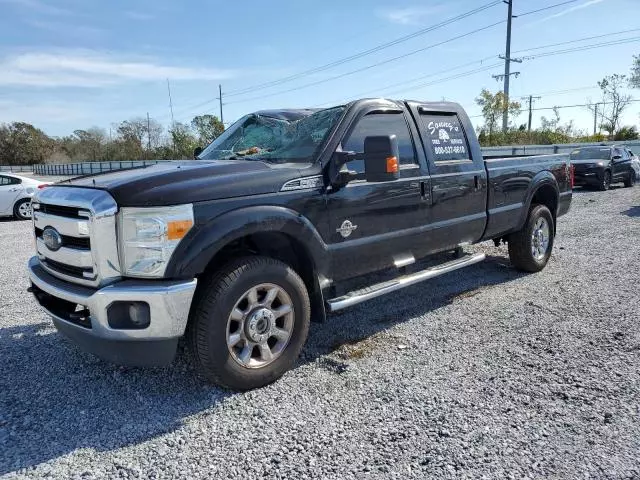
[1,186,639,479]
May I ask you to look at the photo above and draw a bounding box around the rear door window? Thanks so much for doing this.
[418,112,470,163]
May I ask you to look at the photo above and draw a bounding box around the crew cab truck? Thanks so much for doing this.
[28,99,572,390]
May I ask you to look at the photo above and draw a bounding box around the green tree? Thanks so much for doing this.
[475,89,521,139]
[191,114,224,146]
[169,122,198,159]
[631,55,640,89]
[114,117,164,160]
[587,74,633,137]
[0,122,54,165]
[71,127,106,161]
[614,125,639,141]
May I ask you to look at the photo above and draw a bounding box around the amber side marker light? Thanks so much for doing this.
[386,156,399,173]
[167,220,193,240]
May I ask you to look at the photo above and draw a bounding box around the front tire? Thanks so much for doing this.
[624,172,636,188]
[188,256,310,391]
[13,198,32,220]
[508,205,555,273]
[599,170,612,191]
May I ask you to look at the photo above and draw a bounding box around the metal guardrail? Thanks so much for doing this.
[0,165,34,172]
[32,160,173,176]
[481,139,640,157]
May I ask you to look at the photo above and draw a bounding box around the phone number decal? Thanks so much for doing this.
[434,146,466,155]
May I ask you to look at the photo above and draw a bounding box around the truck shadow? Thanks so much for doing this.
[621,206,640,217]
[0,252,523,474]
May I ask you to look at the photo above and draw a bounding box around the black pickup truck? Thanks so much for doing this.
[28,99,572,390]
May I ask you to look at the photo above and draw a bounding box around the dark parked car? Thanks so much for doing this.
[28,99,572,390]
[570,145,639,190]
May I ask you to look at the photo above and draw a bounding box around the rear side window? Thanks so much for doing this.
[0,176,21,186]
[342,112,417,173]
[419,112,470,162]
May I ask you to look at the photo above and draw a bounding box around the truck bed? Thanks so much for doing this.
[482,153,572,241]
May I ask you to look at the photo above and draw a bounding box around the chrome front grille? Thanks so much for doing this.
[32,187,121,288]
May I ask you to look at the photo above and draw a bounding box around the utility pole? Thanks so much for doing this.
[593,103,599,136]
[217,84,224,124]
[493,0,522,133]
[166,78,175,127]
[522,95,541,132]
[167,78,176,156]
[146,112,151,159]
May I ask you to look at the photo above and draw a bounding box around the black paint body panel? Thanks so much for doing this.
[56,99,572,290]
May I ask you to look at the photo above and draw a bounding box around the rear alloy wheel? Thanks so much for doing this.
[189,256,310,390]
[13,198,32,220]
[600,170,612,191]
[508,204,555,273]
[624,172,636,188]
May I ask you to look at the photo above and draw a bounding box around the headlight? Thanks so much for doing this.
[118,204,194,278]
[595,162,605,167]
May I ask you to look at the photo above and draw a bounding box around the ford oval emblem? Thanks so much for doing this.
[42,227,62,252]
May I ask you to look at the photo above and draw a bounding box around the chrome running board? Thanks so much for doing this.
[326,253,486,312]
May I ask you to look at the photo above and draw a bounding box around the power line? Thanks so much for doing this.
[312,56,499,107]
[512,86,598,98]
[515,0,580,17]
[159,3,614,122]
[530,99,640,112]
[469,99,640,119]
[382,64,503,97]
[223,1,502,97]
[513,28,640,55]
[224,21,505,106]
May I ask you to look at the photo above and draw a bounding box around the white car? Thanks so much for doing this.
[0,173,49,220]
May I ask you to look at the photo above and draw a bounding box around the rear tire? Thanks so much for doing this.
[599,170,612,191]
[624,172,636,188]
[13,198,32,220]
[508,205,555,273]
[188,256,310,391]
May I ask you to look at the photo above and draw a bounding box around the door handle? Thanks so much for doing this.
[474,175,480,191]
[420,181,429,201]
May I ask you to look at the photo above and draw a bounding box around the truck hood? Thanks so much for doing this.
[56,160,310,207]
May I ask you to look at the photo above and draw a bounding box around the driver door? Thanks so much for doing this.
[325,108,431,281]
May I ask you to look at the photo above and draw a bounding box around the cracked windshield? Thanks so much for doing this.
[198,107,345,163]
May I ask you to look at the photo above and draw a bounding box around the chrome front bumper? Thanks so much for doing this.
[28,256,197,366]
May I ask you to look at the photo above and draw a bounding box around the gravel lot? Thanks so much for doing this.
[1,186,639,479]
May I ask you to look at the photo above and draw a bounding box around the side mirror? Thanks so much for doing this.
[364,135,400,183]
[193,146,203,159]
[329,151,358,189]
[612,155,622,161]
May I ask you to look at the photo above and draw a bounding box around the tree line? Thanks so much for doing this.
[475,55,640,146]
[0,115,224,166]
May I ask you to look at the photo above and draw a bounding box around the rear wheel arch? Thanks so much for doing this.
[516,174,559,233]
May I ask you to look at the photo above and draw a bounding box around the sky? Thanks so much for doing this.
[0,0,639,138]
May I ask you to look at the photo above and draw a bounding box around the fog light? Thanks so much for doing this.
[107,301,150,329]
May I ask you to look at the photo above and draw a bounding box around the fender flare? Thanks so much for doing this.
[515,171,560,232]
[165,205,330,281]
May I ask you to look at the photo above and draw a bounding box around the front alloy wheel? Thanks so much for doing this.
[226,283,294,368]
[189,256,310,390]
